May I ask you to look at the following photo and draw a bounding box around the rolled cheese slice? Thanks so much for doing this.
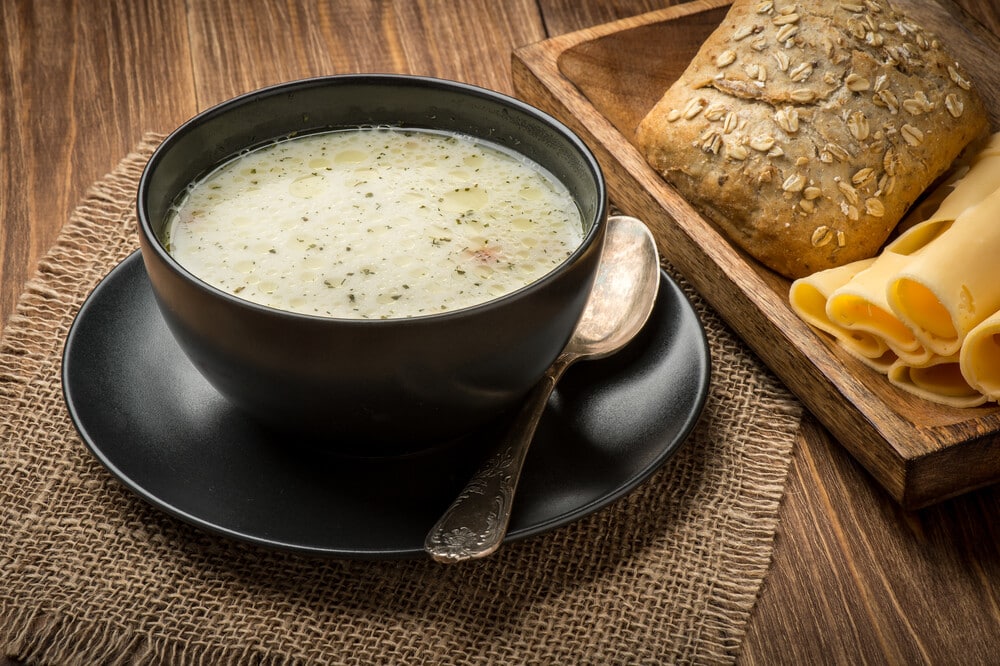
[826,250,929,366]
[814,164,978,362]
[888,354,987,408]
[823,215,953,365]
[789,258,887,360]
[887,186,1000,357]
[960,310,1000,401]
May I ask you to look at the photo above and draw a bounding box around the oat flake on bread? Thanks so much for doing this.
[635,0,989,279]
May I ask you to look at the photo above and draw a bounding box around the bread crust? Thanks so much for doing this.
[635,0,989,279]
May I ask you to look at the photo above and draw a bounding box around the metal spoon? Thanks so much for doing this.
[424,215,661,563]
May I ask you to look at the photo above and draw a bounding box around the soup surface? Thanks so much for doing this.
[161,127,585,318]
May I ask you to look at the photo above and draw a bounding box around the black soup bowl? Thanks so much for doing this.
[137,74,608,453]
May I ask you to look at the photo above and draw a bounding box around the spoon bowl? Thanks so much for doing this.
[425,215,661,563]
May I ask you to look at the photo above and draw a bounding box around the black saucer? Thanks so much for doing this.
[62,251,710,558]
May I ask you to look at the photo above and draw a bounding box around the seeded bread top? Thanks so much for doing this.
[636,0,989,279]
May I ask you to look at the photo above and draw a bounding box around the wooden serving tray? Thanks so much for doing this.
[513,0,1000,509]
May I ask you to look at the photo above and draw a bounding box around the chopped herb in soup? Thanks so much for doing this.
[161,127,585,318]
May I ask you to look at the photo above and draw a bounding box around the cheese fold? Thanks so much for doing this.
[886,186,1000,357]
[789,258,885,360]
[923,133,1000,225]
[960,311,1000,402]
[826,248,928,366]
[888,354,987,408]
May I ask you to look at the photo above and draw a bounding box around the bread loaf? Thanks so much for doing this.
[635,0,989,279]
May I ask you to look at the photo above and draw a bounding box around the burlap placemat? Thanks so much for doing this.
[0,134,802,665]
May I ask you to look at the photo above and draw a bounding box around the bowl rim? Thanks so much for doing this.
[136,73,608,326]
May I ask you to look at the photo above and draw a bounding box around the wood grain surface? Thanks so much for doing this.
[1,1,998,663]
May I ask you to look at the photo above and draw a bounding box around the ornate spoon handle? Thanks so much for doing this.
[424,359,568,563]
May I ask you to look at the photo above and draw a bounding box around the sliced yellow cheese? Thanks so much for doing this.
[826,250,930,365]
[838,344,897,375]
[887,185,1000,357]
[883,217,952,256]
[960,311,1000,401]
[892,134,1000,237]
[823,215,954,365]
[790,132,1000,407]
[887,354,987,408]
[925,133,1000,224]
[789,258,886,360]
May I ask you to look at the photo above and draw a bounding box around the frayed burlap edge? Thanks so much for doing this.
[0,133,165,666]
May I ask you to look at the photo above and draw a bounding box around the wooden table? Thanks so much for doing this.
[2,1,998,662]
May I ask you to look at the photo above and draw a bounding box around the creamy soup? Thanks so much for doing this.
[160,127,585,319]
